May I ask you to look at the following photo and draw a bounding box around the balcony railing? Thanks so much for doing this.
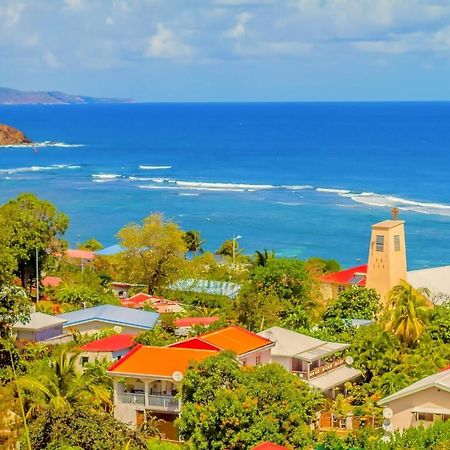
[116,392,180,411]
[293,358,346,380]
[117,392,145,405]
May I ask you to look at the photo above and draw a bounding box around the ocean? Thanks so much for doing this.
[1,102,449,270]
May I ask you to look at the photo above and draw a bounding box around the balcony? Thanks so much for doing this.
[293,358,346,380]
[116,392,180,412]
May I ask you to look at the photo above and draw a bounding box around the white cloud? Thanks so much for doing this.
[64,0,83,10]
[225,12,252,38]
[145,23,193,60]
[44,49,63,69]
[0,2,24,27]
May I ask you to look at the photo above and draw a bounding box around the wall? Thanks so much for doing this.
[64,321,147,335]
[386,387,450,431]
[239,348,272,366]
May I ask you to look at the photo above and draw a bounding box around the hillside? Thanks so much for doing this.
[0,87,134,105]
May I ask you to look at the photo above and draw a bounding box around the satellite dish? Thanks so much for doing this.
[383,407,394,419]
[345,356,354,365]
[382,422,393,433]
[172,371,183,382]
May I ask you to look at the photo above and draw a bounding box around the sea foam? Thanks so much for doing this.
[139,165,172,170]
[0,164,81,174]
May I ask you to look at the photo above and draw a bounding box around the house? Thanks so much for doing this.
[169,326,274,366]
[174,316,220,336]
[258,327,360,398]
[58,305,159,335]
[253,443,288,450]
[407,266,450,305]
[77,333,136,369]
[378,367,450,431]
[319,264,367,300]
[120,293,184,314]
[13,312,67,342]
[108,345,217,428]
[41,276,62,288]
[110,281,146,299]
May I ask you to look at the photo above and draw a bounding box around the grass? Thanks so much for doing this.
[147,439,185,450]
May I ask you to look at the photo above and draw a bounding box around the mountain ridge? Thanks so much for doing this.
[0,87,134,105]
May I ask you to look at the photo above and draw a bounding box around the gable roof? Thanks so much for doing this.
[58,305,159,330]
[253,443,288,450]
[107,345,217,377]
[258,327,348,361]
[41,276,62,287]
[379,367,450,405]
[80,333,136,352]
[66,249,95,260]
[407,265,450,305]
[120,293,153,308]
[174,316,220,328]
[170,326,273,356]
[13,312,67,331]
[319,264,367,286]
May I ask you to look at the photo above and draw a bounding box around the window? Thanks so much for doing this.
[394,235,401,251]
[255,355,261,366]
[375,235,384,252]
[81,356,89,366]
[418,413,434,422]
[338,285,346,294]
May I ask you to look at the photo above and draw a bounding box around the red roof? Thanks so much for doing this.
[319,264,367,286]
[66,249,95,260]
[120,293,181,312]
[42,276,62,287]
[80,333,136,352]
[174,316,220,328]
[253,443,288,450]
[120,293,152,307]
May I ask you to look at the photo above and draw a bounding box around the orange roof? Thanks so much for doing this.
[173,326,273,356]
[66,249,95,260]
[108,345,218,377]
[42,276,62,287]
[253,443,288,450]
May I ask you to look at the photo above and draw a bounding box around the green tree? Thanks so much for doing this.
[306,257,341,274]
[177,352,323,449]
[324,287,381,321]
[253,249,275,267]
[0,285,31,338]
[426,304,450,343]
[216,239,241,260]
[78,239,103,251]
[183,231,205,255]
[385,284,431,345]
[19,347,111,417]
[134,326,177,346]
[117,214,187,294]
[54,285,118,308]
[24,403,147,450]
[0,193,69,289]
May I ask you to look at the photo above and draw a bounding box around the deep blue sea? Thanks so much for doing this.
[1,102,449,269]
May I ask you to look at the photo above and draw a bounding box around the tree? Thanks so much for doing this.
[216,239,241,259]
[324,287,381,321]
[0,193,69,289]
[117,214,187,294]
[253,249,275,267]
[183,231,205,255]
[78,239,103,251]
[306,257,341,274]
[177,352,323,449]
[0,285,31,338]
[19,347,111,417]
[384,284,431,345]
[54,285,118,308]
[24,403,147,450]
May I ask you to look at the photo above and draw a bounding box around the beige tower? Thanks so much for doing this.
[365,209,407,302]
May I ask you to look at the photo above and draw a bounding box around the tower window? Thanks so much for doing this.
[394,235,401,251]
[375,235,384,252]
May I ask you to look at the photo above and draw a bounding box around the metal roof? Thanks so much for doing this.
[13,312,67,331]
[308,365,361,391]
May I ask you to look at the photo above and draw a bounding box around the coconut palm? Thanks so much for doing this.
[254,249,275,267]
[18,346,111,418]
[183,230,205,256]
[384,283,431,345]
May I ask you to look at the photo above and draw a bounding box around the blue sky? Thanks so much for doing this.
[1,0,450,101]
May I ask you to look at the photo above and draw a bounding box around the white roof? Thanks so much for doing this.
[379,369,450,405]
[13,312,67,331]
[308,366,361,391]
[407,266,450,305]
[258,326,348,361]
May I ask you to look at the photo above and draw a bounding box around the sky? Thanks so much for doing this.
[1,0,450,101]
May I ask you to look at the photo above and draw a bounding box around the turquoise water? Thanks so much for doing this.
[1,102,449,269]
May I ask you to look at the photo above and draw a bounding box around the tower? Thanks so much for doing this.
[365,208,407,301]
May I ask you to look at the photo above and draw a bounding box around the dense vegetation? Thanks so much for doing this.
[1,193,449,449]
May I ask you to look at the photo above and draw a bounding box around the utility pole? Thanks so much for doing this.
[35,247,39,303]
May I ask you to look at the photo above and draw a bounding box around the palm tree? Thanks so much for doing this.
[384,283,431,345]
[254,249,275,267]
[18,347,111,417]
[183,230,205,256]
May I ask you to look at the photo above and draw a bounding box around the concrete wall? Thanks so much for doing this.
[270,355,292,371]
[16,325,64,342]
[239,348,271,367]
[385,387,450,431]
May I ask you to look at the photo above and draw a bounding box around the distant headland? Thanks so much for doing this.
[0,124,32,145]
[0,87,134,105]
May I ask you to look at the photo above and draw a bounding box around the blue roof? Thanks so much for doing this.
[58,305,159,330]
[94,244,124,256]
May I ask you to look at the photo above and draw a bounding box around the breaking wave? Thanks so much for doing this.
[0,164,81,174]
[139,165,172,170]
[0,142,84,148]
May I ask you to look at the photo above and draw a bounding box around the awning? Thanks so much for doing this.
[411,406,450,415]
[308,366,361,392]
[295,342,349,362]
